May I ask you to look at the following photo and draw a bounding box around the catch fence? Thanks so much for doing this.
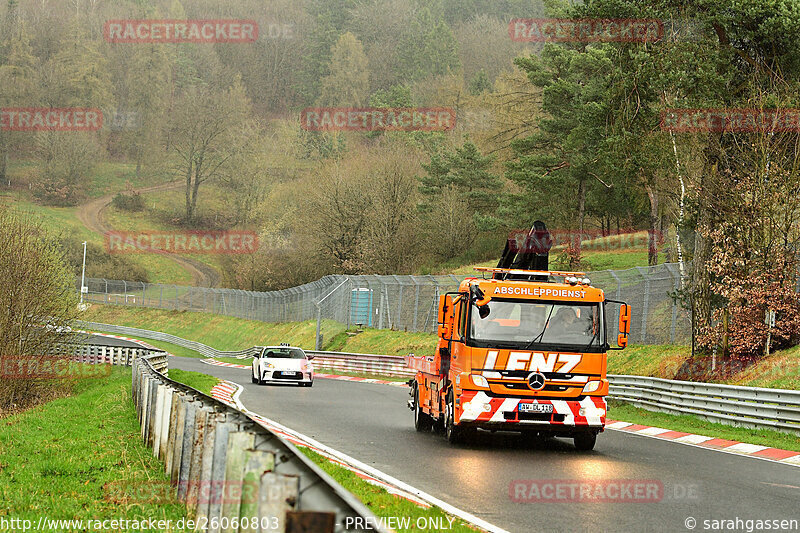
[81,262,691,346]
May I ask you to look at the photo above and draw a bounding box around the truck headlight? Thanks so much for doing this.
[471,374,489,388]
[579,407,606,417]
[582,380,601,393]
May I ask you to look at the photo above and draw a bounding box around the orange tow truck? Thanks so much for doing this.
[406,222,631,450]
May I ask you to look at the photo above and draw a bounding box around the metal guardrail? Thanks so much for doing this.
[75,321,800,436]
[132,352,383,533]
[608,374,800,435]
[53,342,166,367]
[54,334,383,532]
[306,351,415,378]
[74,321,258,359]
[74,321,415,378]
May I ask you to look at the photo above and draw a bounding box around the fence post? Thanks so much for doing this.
[412,277,420,332]
[377,283,385,330]
[666,263,679,344]
[636,267,650,344]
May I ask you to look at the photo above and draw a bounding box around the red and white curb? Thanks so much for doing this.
[210,380,240,406]
[218,379,507,533]
[606,420,800,468]
[315,373,407,387]
[202,358,247,368]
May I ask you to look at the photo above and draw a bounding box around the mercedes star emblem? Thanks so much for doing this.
[527,372,546,391]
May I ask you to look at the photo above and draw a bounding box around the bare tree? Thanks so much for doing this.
[166,80,252,223]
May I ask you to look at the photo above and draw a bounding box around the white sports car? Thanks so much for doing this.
[251,345,314,387]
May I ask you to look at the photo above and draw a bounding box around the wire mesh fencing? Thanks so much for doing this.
[80,262,691,346]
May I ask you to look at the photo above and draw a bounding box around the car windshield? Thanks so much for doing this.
[263,348,306,359]
[470,300,603,350]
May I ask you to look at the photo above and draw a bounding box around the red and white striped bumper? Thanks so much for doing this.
[458,390,606,427]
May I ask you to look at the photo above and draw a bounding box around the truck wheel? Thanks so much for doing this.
[414,387,433,432]
[573,432,597,451]
[445,391,468,444]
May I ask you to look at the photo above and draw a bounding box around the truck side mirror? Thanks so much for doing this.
[617,303,631,348]
[438,295,453,338]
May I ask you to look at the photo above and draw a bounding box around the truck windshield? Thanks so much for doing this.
[469,300,603,350]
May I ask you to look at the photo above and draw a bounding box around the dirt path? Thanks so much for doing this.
[76,181,222,287]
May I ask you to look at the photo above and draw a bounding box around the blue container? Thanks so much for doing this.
[350,288,373,327]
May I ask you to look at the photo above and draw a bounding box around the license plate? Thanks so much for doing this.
[518,402,553,414]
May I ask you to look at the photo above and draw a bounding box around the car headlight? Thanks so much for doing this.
[264,362,274,369]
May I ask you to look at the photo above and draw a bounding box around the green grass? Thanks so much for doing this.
[607,399,800,452]
[167,368,219,395]
[299,448,477,533]
[88,330,206,359]
[0,367,191,529]
[7,158,164,198]
[0,198,193,285]
[213,356,251,366]
[607,344,690,378]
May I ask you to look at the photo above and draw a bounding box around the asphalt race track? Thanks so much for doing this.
[165,356,800,533]
[76,333,144,348]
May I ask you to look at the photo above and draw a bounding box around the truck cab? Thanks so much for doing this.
[407,223,631,450]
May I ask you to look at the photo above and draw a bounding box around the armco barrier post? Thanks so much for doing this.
[165,391,180,474]
[187,407,211,506]
[177,401,200,501]
[158,386,173,461]
[196,413,222,523]
[259,472,300,533]
[221,431,256,533]
[146,376,159,446]
[138,373,148,440]
[208,415,240,532]
[167,393,186,480]
[239,450,275,533]
[152,384,166,458]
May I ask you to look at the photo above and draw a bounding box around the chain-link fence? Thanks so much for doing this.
[80,262,691,346]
